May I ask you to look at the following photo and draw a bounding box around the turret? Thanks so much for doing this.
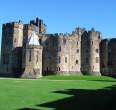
[30,17,46,34]
[22,32,43,78]
[87,28,101,75]
[0,21,24,76]
[100,39,109,75]
[108,38,116,76]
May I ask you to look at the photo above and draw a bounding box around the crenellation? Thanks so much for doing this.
[0,17,116,78]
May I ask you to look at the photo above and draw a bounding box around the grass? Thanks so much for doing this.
[43,75,116,81]
[0,75,116,110]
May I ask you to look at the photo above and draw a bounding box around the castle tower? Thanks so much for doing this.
[0,21,23,76]
[107,39,116,76]
[30,17,46,34]
[100,39,109,75]
[68,27,84,75]
[87,28,101,75]
[23,18,46,48]
[22,32,43,78]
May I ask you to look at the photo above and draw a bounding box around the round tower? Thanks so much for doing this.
[87,28,101,75]
[100,39,109,75]
[108,38,116,76]
[22,32,43,78]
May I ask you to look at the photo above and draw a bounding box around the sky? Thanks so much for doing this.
[0,0,116,46]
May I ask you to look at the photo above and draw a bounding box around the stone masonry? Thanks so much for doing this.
[0,17,116,78]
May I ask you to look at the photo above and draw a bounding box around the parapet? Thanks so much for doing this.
[109,38,116,43]
[3,20,24,29]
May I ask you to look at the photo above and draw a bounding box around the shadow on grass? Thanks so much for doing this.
[37,85,116,110]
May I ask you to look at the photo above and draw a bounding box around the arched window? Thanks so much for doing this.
[65,57,67,63]
[58,67,60,71]
[96,49,99,53]
[57,67,60,71]
[91,41,93,45]
[39,39,42,45]
[77,49,79,53]
[76,60,78,64]
[77,41,78,46]
[36,51,39,63]
[57,56,61,64]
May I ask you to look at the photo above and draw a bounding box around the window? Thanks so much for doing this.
[77,49,79,53]
[36,52,39,63]
[96,57,99,63]
[57,67,60,71]
[96,49,99,53]
[57,56,60,64]
[98,36,100,39]
[29,50,31,62]
[91,41,93,45]
[39,39,42,45]
[77,41,78,46]
[76,60,78,64]
[65,57,67,63]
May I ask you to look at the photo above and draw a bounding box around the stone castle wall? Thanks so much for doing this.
[81,29,101,75]
[1,18,116,78]
[22,45,43,78]
[100,38,116,77]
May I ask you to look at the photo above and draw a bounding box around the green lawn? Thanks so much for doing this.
[0,75,116,110]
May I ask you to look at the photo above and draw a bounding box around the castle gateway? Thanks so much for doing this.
[1,18,116,78]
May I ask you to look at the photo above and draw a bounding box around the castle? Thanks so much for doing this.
[0,17,116,78]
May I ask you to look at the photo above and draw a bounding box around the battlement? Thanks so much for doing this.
[3,20,23,29]
[101,38,116,44]
[109,38,116,43]
[30,17,46,33]
[24,24,39,32]
[88,28,100,34]
[1,17,116,78]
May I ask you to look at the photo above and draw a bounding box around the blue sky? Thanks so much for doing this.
[0,0,116,45]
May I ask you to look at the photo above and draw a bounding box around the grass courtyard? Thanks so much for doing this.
[0,75,116,110]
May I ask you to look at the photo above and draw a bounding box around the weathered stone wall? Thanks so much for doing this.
[81,28,101,75]
[100,38,116,76]
[1,23,13,75]
[41,28,82,75]
[108,39,116,76]
[100,39,109,75]
[1,17,116,78]
[22,45,43,78]
[81,31,88,74]
[11,22,23,76]
[67,31,81,74]
[0,22,24,76]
